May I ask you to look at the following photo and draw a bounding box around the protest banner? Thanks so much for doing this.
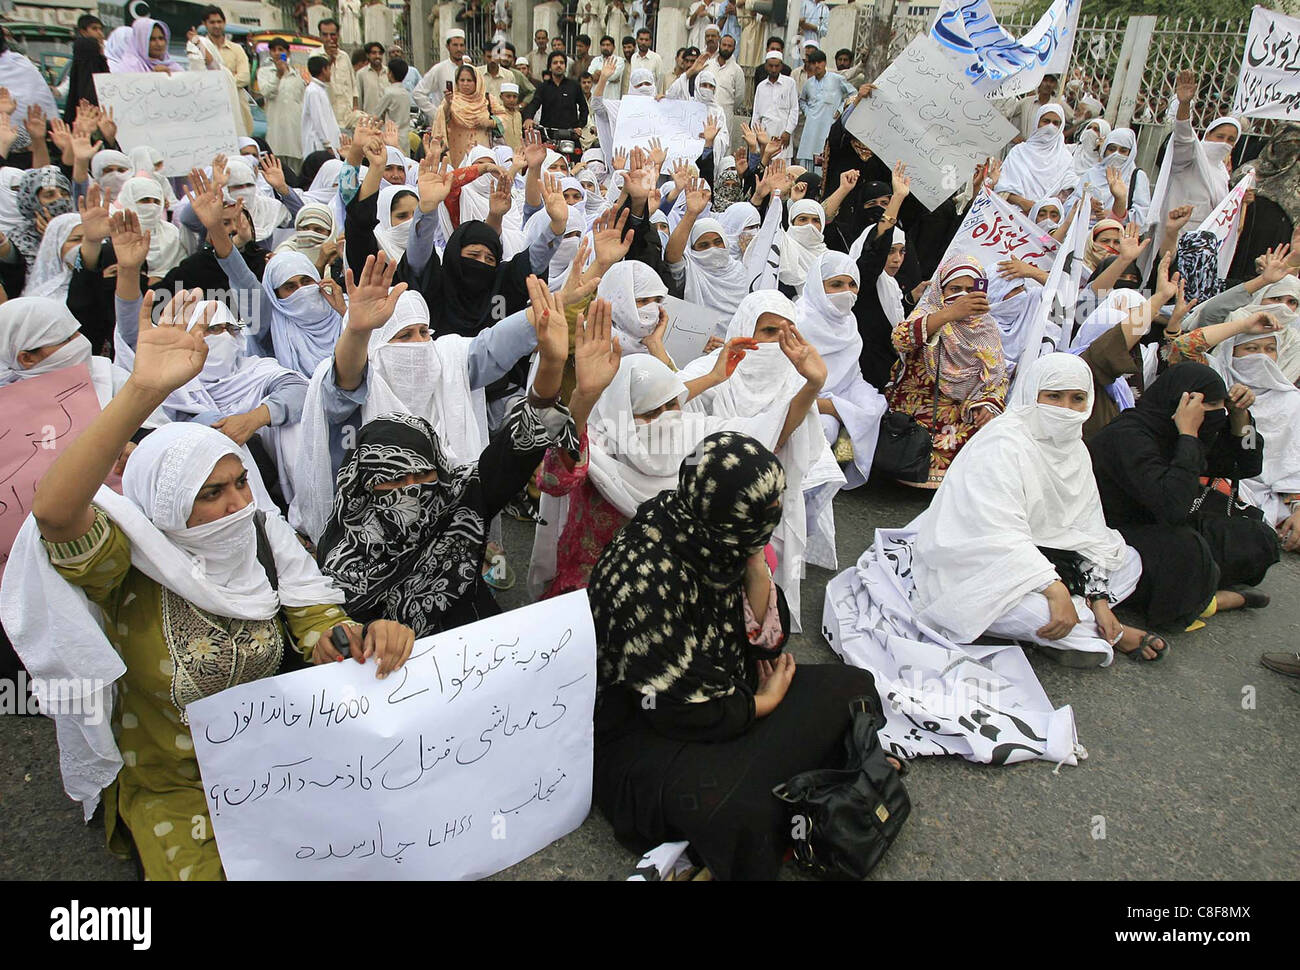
[1197,171,1256,278]
[845,35,1018,211]
[94,72,240,176]
[189,590,597,880]
[930,0,1082,99]
[0,364,115,582]
[1232,6,1300,121]
[1009,188,1089,388]
[612,96,709,169]
[661,295,731,365]
[948,187,1059,273]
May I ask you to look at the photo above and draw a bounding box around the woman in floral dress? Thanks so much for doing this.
[886,256,1009,488]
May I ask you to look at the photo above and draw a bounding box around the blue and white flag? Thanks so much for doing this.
[930,0,1082,99]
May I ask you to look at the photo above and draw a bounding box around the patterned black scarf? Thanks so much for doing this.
[315,413,484,636]
[588,431,786,704]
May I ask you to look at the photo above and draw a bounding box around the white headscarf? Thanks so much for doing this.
[778,199,829,293]
[372,183,418,261]
[261,251,342,376]
[1210,317,1300,522]
[161,301,297,420]
[682,213,775,318]
[89,151,133,198]
[0,295,94,385]
[0,166,24,236]
[677,289,845,631]
[0,422,343,817]
[628,68,656,96]
[596,260,669,355]
[997,104,1074,200]
[875,226,907,326]
[1146,114,1242,259]
[912,352,1127,644]
[304,158,347,229]
[117,176,185,276]
[1072,117,1111,175]
[290,292,487,542]
[793,250,862,393]
[22,212,81,300]
[225,157,288,241]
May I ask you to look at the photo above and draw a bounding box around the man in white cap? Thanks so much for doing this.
[752,49,799,160]
[412,28,468,119]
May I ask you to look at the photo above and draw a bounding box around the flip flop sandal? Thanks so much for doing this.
[1119,631,1169,662]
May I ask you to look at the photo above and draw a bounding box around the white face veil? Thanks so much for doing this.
[596,260,668,354]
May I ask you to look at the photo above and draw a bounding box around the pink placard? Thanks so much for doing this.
[0,364,122,581]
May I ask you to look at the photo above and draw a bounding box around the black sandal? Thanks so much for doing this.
[1227,585,1270,609]
[1119,631,1169,662]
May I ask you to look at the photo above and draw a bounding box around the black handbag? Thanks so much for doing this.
[772,693,911,880]
[253,510,311,675]
[872,410,932,483]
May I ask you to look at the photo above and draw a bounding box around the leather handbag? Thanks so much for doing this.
[871,410,932,483]
[772,693,911,880]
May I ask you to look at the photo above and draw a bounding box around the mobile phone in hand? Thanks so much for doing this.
[972,278,988,293]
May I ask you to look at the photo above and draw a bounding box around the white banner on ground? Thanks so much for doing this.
[1009,189,1088,390]
[930,0,1082,99]
[93,72,240,176]
[948,187,1060,273]
[846,35,1018,211]
[1197,170,1256,278]
[188,591,596,880]
[1232,6,1300,120]
[612,97,709,167]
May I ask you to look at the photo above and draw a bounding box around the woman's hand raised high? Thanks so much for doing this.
[128,288,209,397]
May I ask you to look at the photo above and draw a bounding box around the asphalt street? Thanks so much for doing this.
[2,479,1296,881]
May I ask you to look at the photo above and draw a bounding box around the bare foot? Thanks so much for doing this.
[1215,590,1246,611]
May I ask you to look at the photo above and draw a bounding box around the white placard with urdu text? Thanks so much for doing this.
[94,72,240,176]
[188,591,596,880]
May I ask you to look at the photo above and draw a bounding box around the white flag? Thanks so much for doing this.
[1196,171,1256,279]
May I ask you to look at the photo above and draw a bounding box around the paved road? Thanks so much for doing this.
[2,480,1297,880]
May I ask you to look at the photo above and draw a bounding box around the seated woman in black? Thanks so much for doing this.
[1087,362,1280,632]
[587,430,900,880]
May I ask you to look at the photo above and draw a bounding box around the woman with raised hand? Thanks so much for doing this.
[315,275,594,637]
[1,287,414,880]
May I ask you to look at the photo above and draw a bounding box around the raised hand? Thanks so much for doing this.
[1154,252,1180,303]
[573,298,621,399]
[791,179,808,201]
[734,146,749,177]
[260,153,289,194]
[1165,203,1194,233]
[591,206,633,267]
[318,274,346,316]
[417,156,453,212]
[0,87,15,116]
[1117,221,1149,263]
[523,126,547,169]
[559,237,600,306]
[1169,277,1198,330]
[700,115,720,146]
[647,137,667,170]
[711,336,759,381]
[671,158,693,194]
[383,119,400,147]
[0,112,15,158]
[1105,163,1127,207]
[489,174,512,218]
[779,325,827,389]
[611,147,628,172]
[211,152,230,188]
[48,118,73,157]
[1174,68,1197,105]
[130,288,209,395]
[685,177,712,215]
[751,122,770,147]
[363,130,387,167]
[96,105,117,145]
[1259,243,1292,284]
[71,129,102,166]
[839,169,859,193]
[184,167,226,230]
[78,182,113,241]
[542,172,569,226]
[108,209,151,268]
[525,273,568,365]
[24,104,46,142]
[343,251,407,333]
[891,160,911,198]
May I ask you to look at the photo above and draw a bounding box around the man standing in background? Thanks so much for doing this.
[202,6,253,136]
[258,35,305,170]
[529,28,551,78]
[357,41,387,114]
[412,28,468,120]
[752,49,798,160]
[318,18,358,132]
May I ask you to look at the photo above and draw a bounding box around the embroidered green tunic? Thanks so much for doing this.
[45,506,352,881]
